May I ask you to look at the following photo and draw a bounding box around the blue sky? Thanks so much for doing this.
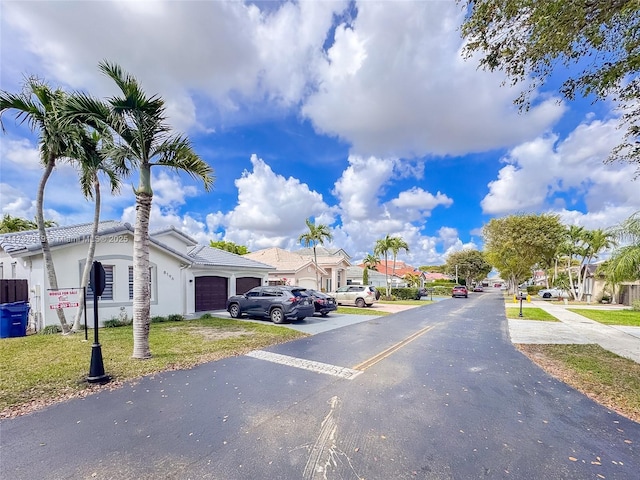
[1,1,638,267]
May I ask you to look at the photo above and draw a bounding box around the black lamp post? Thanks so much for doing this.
[87,261,109,384]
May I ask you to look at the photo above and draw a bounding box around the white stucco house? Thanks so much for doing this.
[0,221,273,330]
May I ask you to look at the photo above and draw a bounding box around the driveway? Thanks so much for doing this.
[2,293,638,479]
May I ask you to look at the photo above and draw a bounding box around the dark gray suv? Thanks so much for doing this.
[225,286,315,324]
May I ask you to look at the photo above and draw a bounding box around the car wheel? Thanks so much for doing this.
[465,295,468,298]
[229,303,241,318]
[542,292,551,299]
[321,312,328,317]
[355,298,365,308]
[270,307,285,324]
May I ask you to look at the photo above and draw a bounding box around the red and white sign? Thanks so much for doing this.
[48,289,81,309]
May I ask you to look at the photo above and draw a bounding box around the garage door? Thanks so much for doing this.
[236,277,261,295]
[195,276,228,311]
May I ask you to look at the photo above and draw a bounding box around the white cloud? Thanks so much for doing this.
[215,154,333,250]
[302,1,565,157]
[481,115,639,229]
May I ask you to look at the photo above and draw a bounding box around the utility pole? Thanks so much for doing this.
[455,265,458,284]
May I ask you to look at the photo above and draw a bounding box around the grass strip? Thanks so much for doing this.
[567,308,640,327]
[505,307,559,321]
[0,317,306,415]
[517,344,640,423]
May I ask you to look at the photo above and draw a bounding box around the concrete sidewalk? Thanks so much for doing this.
[508,299,640,363]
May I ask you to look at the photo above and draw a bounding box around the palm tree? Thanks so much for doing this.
[298,217,333,290]
[0,214,56,233]
[389,236,410,284]
[71,130,125,332]
[362,253,380,285]
[607,211,640,283]
[65,61,214,358]
[577,228,616,301]
[1,78,84,333]
[374,235,394,296]
[558,225,586,300]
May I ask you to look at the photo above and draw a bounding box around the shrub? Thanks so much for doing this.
[632,300,640,312]
[199,313,213,319]
[103,318,128,328]
[40,325,61,335]
[527,285,544,295]
[151,315,168,323]
[168,314,184,322]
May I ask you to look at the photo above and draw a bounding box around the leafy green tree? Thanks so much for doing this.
[1,78,85,333]
[66,61,215,358]
[460,0,640,174]
[209,240,249,255]
[576,228,616,300]
[297,217,333,290]
[483,213,565,293]
[445,249,492,286]
[419,265,446,274]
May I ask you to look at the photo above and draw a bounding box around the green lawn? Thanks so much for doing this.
[518,344,640,423]
[505,307,559,321]
[567,308,640,327]
[0,317,306,415]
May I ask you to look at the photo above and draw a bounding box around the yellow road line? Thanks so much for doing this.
[352,325,434,371]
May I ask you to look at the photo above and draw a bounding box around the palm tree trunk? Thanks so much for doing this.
[132,191,152,359]
[385,253,390,296]
[37,158,69,333]
[72,177,100,332]
[313,245,319,290]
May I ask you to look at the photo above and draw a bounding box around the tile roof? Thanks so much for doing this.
[188,245,273,269]
[244,247,319,273]
[0,220,131,255]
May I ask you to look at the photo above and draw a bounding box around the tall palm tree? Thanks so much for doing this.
[1,78,84,333]
[558,225,586,300]
[298,217,333,290]
[66,61,214,358]
[0,214,56,233]
[389,236,410,285]
[71,130,125,332]
[374,235,394,296]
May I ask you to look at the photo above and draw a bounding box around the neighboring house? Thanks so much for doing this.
[345,265,388,287]
[243,247,326,289]
[580,262,640,305]
[0,221,273,329]
[295,246,352,292]
[368,260,427,288]
[424,272,453,283]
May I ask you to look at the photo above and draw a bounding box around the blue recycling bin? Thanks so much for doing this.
[0,301,30,338]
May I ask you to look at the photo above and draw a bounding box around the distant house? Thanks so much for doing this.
[580,262,640,305]
[366,260,428,288]
[0,221,272,330]
[345,265,388,287]
[295,246,352,291]
[243,247,323,289]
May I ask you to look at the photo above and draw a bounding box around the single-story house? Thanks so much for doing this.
[345,265,389,287]
[0,221,273,330]
[580,262,640,305]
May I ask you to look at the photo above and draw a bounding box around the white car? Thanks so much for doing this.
[331,285,377,308]
[538,288,570,300]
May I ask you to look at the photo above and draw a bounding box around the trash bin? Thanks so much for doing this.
[0,301,30,338]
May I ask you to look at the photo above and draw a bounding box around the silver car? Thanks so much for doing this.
[331,285,377,308]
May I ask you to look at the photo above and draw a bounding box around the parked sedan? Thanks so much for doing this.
[306,289,337,316]
[452,285,468,298]
[538,288,570,300]
[225,286,315,324]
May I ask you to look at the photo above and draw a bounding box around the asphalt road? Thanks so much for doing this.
[1,292,639,479]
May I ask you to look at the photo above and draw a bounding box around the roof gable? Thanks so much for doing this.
[189,245,272,269]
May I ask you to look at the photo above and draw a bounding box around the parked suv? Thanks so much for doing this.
[331,285,377,308]
[226,286,315,324]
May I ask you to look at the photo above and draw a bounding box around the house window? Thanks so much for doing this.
[87,265,114,300]
[129,266,153,300]
[0,264,3,279]
[11,262,17,279]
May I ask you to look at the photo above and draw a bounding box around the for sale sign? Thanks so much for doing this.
[48,288,81,309]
